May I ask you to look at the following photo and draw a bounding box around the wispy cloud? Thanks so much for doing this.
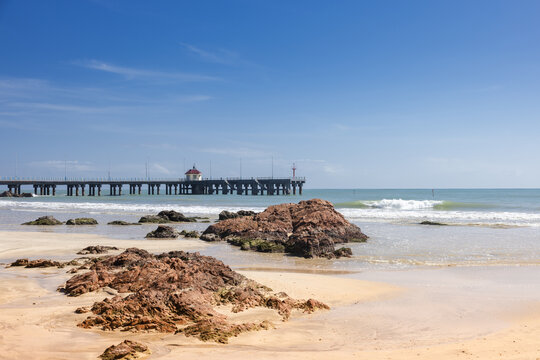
[75,59,220,82]
[181,43,239,65]
[180,43,262,69]
[151,163,171,175]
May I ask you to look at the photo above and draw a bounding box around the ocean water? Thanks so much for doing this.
[0,188,539,268]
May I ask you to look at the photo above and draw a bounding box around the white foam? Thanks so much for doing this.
[338,208,540,226]
[364,199,443,210]
[0,200,265,216]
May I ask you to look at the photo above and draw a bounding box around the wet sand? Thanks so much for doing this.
[0,231,539,359]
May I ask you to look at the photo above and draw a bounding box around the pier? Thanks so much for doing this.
[0,177,305,196]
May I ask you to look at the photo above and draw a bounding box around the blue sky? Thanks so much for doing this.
[1,0,540,188]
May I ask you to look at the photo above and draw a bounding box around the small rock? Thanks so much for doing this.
[77,245,119,255]
[419,221,447,226]
[66,218,98,225]
[107,220,140,225]
[99,340,150,360]
[145,225,179,238]
[179,230,200,238]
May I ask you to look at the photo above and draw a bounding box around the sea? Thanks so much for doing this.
[1,188,539,269]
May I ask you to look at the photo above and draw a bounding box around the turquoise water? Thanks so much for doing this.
[1,188,539,268]
[1,188,540,226]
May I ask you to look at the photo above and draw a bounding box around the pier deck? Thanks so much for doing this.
[0,177,305,196]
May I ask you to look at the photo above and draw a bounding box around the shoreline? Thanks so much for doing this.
[0,230,539,359]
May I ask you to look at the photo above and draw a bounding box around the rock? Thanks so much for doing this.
[99,340,150,360]
[107,220,140,225]
[145,225,179,238]
[62,248,328,343]
[199,233,220,242]
[22,216,63,225]
[138,210,196,224]
[66,218,98,225]
[202,199,368,258]
[138,215,167,223]
[157,210,196,222]
[420,221,447,226]
[10,258,29,267]
[332,247,353,258]
[218,210,257,221]
[0,191,33,198]
[10,258,62,268]
[77,245,119,255]
[227,237,285,253]
[179,230,200,238]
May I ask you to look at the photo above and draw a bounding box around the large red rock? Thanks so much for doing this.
[201,199,368,258]
[62,248,328,343]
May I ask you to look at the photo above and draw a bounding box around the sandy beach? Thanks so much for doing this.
[0,230,539,360]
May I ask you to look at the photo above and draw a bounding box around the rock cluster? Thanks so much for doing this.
[201,199,367,258]
[99,340,150,360]
[218,210,257,221]
[138,210,196,224]
[145,225,179,238]
[66,218,98,225]
[22,216,63,225]
[61,248,328,343]
[10,258,80,268]
[77,245,119,255]
[0,191,33,198]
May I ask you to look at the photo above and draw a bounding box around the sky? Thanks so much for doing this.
[1,0,540,188]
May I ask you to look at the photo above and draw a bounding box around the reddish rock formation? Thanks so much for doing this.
[201,199,367,258]
[61,248,328,343]
[99,340,150,360]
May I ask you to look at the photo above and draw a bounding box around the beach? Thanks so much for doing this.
[1,228,539,359]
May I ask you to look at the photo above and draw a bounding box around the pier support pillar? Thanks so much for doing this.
[299,184,303,195]
[157,185,160,195]
[52,185,56,196]
[81,185,85,196]
[118,185,122,196]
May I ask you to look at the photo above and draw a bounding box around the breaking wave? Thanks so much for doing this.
[0,200,264,216]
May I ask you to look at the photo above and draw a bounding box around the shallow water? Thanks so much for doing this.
[0,188,539,268]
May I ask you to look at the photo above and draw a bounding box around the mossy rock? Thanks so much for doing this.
[349,237,368,243]
[22,216,63,225]
[419,221,447,226]
[138,215,170,223]
[66,218,98,225]
[179,230,200,238]
[107,220,140,225]
[227,237,285,253]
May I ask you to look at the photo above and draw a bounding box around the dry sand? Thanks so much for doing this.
[0,231,539,360]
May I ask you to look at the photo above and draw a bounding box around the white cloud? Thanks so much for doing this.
[76,60,220,82]
[181,43,239,65]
